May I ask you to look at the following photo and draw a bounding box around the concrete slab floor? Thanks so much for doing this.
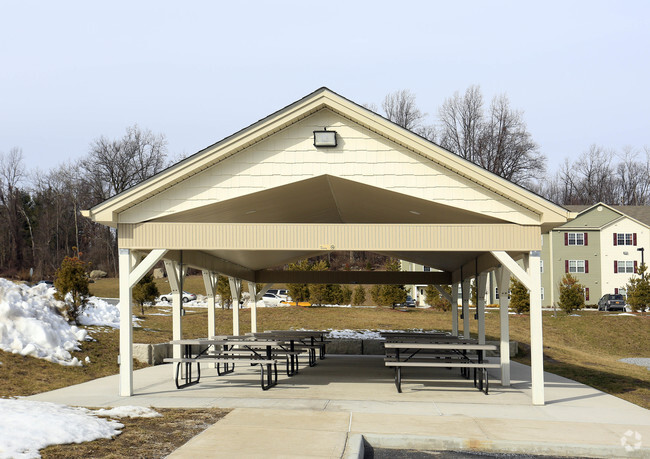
[27,355,650,458]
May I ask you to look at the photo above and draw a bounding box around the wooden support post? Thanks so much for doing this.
[452,282,459,336]
[497,267,511,387]
[118,249,135,396]
[462,278,470,339]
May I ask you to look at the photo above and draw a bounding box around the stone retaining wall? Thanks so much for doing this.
[133,339,518,365]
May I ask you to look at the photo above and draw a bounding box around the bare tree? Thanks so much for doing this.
[438,86,544,185]
[0,148,27,272]
[381,90,436,140]
[438,86,484,164]
[616,146,650,205]
[81,125,168,201]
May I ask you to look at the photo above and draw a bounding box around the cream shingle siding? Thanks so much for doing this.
[118,222,541,251]
[119,109,540,225]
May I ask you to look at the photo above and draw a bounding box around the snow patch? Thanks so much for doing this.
[93,406,161,418]
[0,399,122,459]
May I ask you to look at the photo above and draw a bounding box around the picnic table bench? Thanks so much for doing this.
[165,337,292,390]
[384,340,499,394]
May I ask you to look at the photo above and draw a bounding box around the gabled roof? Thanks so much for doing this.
[562,202,650,230]
[82,87,570,228]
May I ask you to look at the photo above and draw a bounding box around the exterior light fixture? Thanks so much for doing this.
[313,128,337,147]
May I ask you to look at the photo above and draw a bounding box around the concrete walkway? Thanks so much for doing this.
[28,355,650,458]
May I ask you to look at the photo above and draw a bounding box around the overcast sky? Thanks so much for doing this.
[1,1,648,179]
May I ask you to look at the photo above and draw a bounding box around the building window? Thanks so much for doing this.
[423,266,431,272]
[615,260,636,273]
[540,259,544,273]
[614,232,637,246]
[583,287,590,301]
[495,287,499,300]
[566,232,586,246]
[566,260,588,273]
[541,287,544,301]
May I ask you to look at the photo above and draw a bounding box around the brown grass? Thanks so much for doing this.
[40,408,228,459]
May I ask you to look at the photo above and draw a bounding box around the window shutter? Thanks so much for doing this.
[565,260,569,273]
[613,233,617,246]
[615,288,619,294]
[585,288,589,301]
[633,233,637,246]
[634,261,638,273]
[614,261,618,273]
[564,233,568,245]
[585,260,589,273]
[584,233,588,246]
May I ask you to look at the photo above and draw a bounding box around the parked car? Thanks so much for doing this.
[267,289,290,300]
[158,291,197,303]
[597,294,626,311]
[262,292,284,306]
[394,295,416,308]
[37,280,54,288]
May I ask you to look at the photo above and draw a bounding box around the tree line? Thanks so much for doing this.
[1,86,648,281]
[0,125,170,280]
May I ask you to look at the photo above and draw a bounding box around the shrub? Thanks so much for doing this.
[509,277,530,314]
[424,284,451,311]
[352,285,366,305]
[216,276,232,308]
[340,285,352,305]
[558,273,585,314]
[132,273,159,315]
[626,263,650,313]
[54,256,90,323]
[369,284,382,305]
[287,259,311,302]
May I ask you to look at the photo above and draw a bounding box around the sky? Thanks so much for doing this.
[1,1,648,179]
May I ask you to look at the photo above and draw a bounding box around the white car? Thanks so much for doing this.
[262,293,284,306]
[158,291,197,303]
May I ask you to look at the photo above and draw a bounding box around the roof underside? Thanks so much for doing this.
[151,175,508,225]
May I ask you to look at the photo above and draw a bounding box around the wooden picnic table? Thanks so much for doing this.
[384,339,499,394]
[165,337,288,390]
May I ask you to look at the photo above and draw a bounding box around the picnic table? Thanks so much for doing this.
[383,335,499,394]
[258,330,330,366]
[164,336,290,390]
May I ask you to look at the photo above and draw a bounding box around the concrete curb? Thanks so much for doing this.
[343,433,365,459]
[359,433,650,459]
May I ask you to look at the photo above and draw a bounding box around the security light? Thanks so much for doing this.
[313,128,337,147]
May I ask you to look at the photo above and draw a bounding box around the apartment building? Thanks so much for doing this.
[541,203,650,307]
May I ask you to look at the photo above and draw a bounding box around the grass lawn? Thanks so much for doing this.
[2,281,648,456]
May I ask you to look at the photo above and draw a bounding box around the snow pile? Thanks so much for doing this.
[78,298,140,328]
[326,329,383,340]
[93,406,161,418]
[0,279,87,366]
[619,357,650,370]
[0,399,123,459]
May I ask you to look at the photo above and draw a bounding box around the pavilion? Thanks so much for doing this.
[82,87,571,405]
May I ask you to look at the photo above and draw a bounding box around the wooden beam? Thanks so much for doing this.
[254,270,451,284]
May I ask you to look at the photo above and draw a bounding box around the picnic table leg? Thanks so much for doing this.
[477,350,484,391]
[260,345,278,390]
[394,367,402,393]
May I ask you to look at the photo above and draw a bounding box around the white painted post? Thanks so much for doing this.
[229,278,241,335]
[118,248,135,396]
[451,282,459,336]
[203,270,217,338]
[497,267,511,386]
[248,282,258,333]
[527,251,545,405]
[477,272,487,345]
[462,278,470,339]
[164,260,182,376]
